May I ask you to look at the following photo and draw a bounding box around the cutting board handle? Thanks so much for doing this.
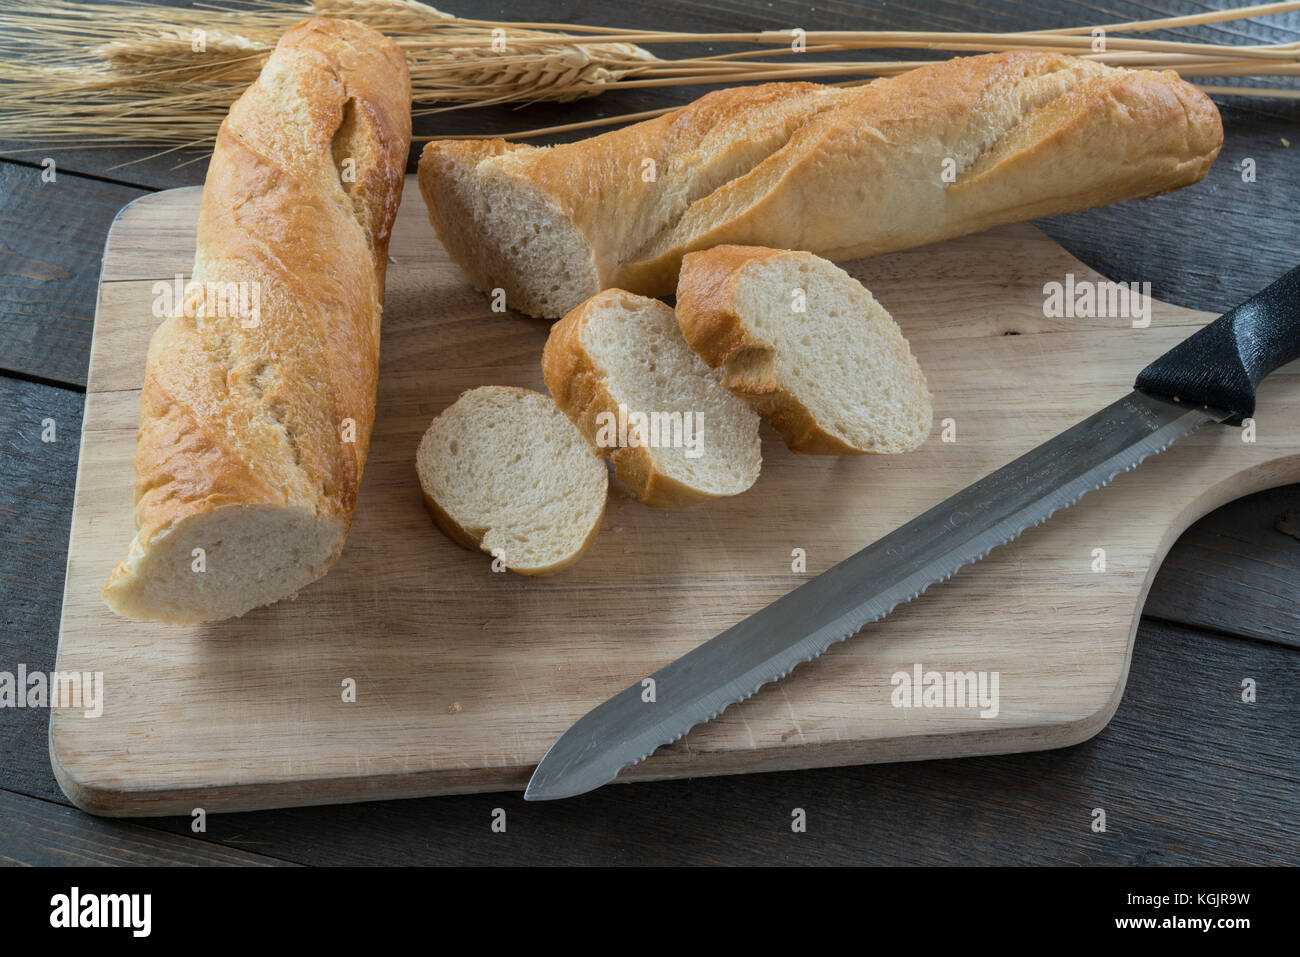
[1136,264,1300,425]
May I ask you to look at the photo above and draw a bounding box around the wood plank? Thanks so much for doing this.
[0,161,147,386]
[0,789,292,866]
[102,619,1298,866]
[1148,486,1300,648]
[48,178,1300,816]
[0,376,84,803]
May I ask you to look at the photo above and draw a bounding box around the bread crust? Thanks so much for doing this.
[542,290,738,508]
[676,246,931,455]
[420,52,1221,318]
[625,55,1223,292]
[103,18,412,621]
[420,485,606,576]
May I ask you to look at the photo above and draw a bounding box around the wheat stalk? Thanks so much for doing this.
[96,29,271,81]
[0,0,1296,154]
[402,35,657,105]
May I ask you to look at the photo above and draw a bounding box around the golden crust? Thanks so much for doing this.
[418,82,844,315]
[676,247,865,454]
[628,54,1223,289]
[103,17,412,613]
[541,291,727,508]
[420,52,1221,317]
[418,481,606,578]
[676,246,932,455]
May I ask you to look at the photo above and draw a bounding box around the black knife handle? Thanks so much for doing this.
[1135,265,1300,425]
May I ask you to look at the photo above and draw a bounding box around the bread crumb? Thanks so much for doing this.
[481,619,491,629]
[448,702,462,714]
[1282,138,1291,148]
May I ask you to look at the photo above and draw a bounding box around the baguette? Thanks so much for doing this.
[676,246,932,454]
[416,386,608,575]
[102,18,411,624]
[419,51,1222,319]
[543,290,762,508]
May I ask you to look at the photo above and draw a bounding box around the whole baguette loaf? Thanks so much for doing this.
[102,18,411,623]
[419,51,1222,319]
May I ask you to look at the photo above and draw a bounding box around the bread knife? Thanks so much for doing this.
[525,265,1300,801]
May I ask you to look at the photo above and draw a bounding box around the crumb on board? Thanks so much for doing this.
[448,702,462,714]
[481,620,491,629]
[1283,138,1291,148]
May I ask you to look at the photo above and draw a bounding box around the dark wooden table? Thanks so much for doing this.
[2,0,1298,866]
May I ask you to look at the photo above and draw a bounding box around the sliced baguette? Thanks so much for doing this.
[543,290,762,508]
[419,52,1221,319]
[416,386,607,575]
[675,246,932,455]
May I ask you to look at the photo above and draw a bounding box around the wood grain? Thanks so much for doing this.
[0,162,147,386]
[48,177,1300,816]
[0,377,84,799]
[82,620,1296,866]
[0,789,291,866]
[1147,486,1300,648]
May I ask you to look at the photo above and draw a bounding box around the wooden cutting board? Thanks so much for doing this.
[51,177,1300,816]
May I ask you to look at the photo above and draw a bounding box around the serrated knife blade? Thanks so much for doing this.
[525,264,1300,801]
[525,392,1225,800]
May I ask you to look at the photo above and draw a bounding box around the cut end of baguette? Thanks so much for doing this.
[101,506,345,625]
[418,141,600,318]
[677,246,933,455]
[543,290,762,507]
[416,386,607,575]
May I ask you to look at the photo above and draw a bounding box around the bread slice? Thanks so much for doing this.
[416,386,607,575]
[675,246,932,455]
[543,290,762,508]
